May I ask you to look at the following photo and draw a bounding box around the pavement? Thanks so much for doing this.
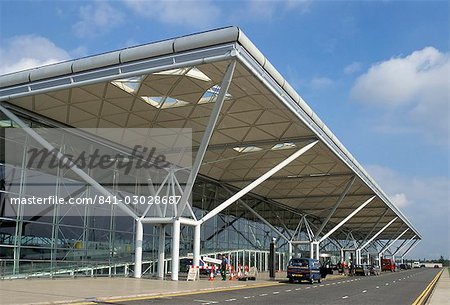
[0,269,442,305]
[428,267,450,305]
[0,271,325,305]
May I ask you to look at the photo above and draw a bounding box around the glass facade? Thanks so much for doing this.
[0,110,303,279]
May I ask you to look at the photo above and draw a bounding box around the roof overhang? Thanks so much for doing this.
[0,26,421,241]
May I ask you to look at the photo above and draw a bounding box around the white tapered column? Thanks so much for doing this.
[193,224,201,267]
[158,225,165,279]
[134,220,143,278]
[171,219,181,281]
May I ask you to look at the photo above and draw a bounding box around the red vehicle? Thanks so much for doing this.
[381,258,395,272]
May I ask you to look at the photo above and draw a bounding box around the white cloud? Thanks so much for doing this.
[0,35,71,75]
[366,164,450,259]
[390,193,410,208]
[343,62,361,75]
[310,76,334,88]
[350,47,450,146]
[73,1,125,38]
[123,0,220,28]
[240,0,311,21]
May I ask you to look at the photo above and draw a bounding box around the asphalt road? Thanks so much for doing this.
[109,268,441,305]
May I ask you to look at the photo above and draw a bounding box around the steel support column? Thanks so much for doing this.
[356,217,398,264]
[177,60,236,216]
[318,196,376,243]
[171,219,181,281]
[158,225,165,279]
[314,176,356,239]
[134,220,143,278]
[193,224,201,267]
[200,140,319,224]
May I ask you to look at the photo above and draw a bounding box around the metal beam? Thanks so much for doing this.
[401,239,420,258]
[380,228,409,253]
[221,171,350,184]
[177,60,236,216]
[239,201,290,242]
[358,208,389,246]
[314,176,356,239]
[358,217,398,251]
[269,193,374,200]
[318,196,376,243]
[199,140,319,224]
[193,135,318,153]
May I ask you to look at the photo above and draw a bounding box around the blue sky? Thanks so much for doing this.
[1,0,449,259]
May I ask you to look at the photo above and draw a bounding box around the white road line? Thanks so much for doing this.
[295,288,301,291]
[320,284,324,287]
[305,287,310,289]
[342,296,349,299]
[376,286,380,289]
[225,299,236,302]
[385,283,389,286]
[244,296,250,299]
[273,292,280,294]
[259,293,268,297]
[326,283,330,286]
[194,301,218,304]
[362,290,367,293]
[285,289,292,292]
[332,283,336,285]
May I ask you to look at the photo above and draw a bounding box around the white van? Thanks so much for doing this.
[413,261,420,268]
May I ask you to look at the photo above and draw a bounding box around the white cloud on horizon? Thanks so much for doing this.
[0,35,71,75]
[366,164,450,259]
[73,1,125,38]
[350,47,450,147]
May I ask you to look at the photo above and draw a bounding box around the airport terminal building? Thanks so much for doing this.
[0,27,421,280]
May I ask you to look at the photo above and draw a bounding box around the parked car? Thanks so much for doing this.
[399,263,407,270]
[369,265,381,276]
[287,258,322,284]
[413,261,421,268]
[434,265,440,268]
[354,265,370,276]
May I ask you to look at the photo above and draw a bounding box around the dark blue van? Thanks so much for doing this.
[287,258,322,283]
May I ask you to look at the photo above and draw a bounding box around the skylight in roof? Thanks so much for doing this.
[141,96,190,109]
[198,85,233,104]
[271,142,297,150]
[155,67,211,82]
[111,76,145,94]
[233,146,263,153]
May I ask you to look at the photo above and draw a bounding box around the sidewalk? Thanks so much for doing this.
[0,272,344,304]
[428,268,450,305]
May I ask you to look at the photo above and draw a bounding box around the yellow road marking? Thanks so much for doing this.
[412,269,443,305]
[88,282,285,304]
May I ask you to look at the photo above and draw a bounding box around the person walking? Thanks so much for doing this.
[220,254,229,281]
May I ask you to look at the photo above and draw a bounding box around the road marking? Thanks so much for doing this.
[393,280,396,283]
[259,293,268,297]
[362,290,367,293]
[332,283,336,285]
[295,288,301,291]
[225,299,236,302]
[273,292,280,294]
[285,289,292,292]
[305,287,310,289]
[412,269,444,305]
[244,296,250,299]
[385,283,389,286]
[326,283,330,286]
[320,284,324,287]
[376,286,380,289]
[194,301,218,304]
[342,296,349,299]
